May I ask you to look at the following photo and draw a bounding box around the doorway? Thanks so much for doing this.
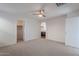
[40,22,47,38]
[17,19,24,42]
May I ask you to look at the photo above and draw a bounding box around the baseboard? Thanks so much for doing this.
[65,43,79,49]
[0,42,16,48]
[47,39,65,45]
[24,38,40,42]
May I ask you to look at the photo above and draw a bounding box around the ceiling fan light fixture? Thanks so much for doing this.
[38,14,43,17]
[32,9,46,17]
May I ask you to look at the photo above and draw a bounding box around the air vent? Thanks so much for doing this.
[56,3,66,7]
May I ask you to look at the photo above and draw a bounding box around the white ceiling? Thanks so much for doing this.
[0,3,79,19]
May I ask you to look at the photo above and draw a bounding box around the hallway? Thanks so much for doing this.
[0,39,79,56]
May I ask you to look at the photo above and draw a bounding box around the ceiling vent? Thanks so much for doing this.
[56,3,66,7]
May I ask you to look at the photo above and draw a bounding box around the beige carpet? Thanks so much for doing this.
[0,39,79,56]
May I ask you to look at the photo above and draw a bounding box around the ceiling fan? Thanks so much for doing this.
[32,9,46,17]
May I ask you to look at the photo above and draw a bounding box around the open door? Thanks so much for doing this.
[17,19,24,42]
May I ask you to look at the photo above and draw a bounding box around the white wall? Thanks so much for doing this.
[0,13,41,47]
[0,10,41,47]
[46,15,66,43]
[24,18,41,41]
[0,14,17,47]
[65,10,79,48]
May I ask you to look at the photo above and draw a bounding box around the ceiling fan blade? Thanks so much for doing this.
[43,15,46,17]
[40,9,44,14]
